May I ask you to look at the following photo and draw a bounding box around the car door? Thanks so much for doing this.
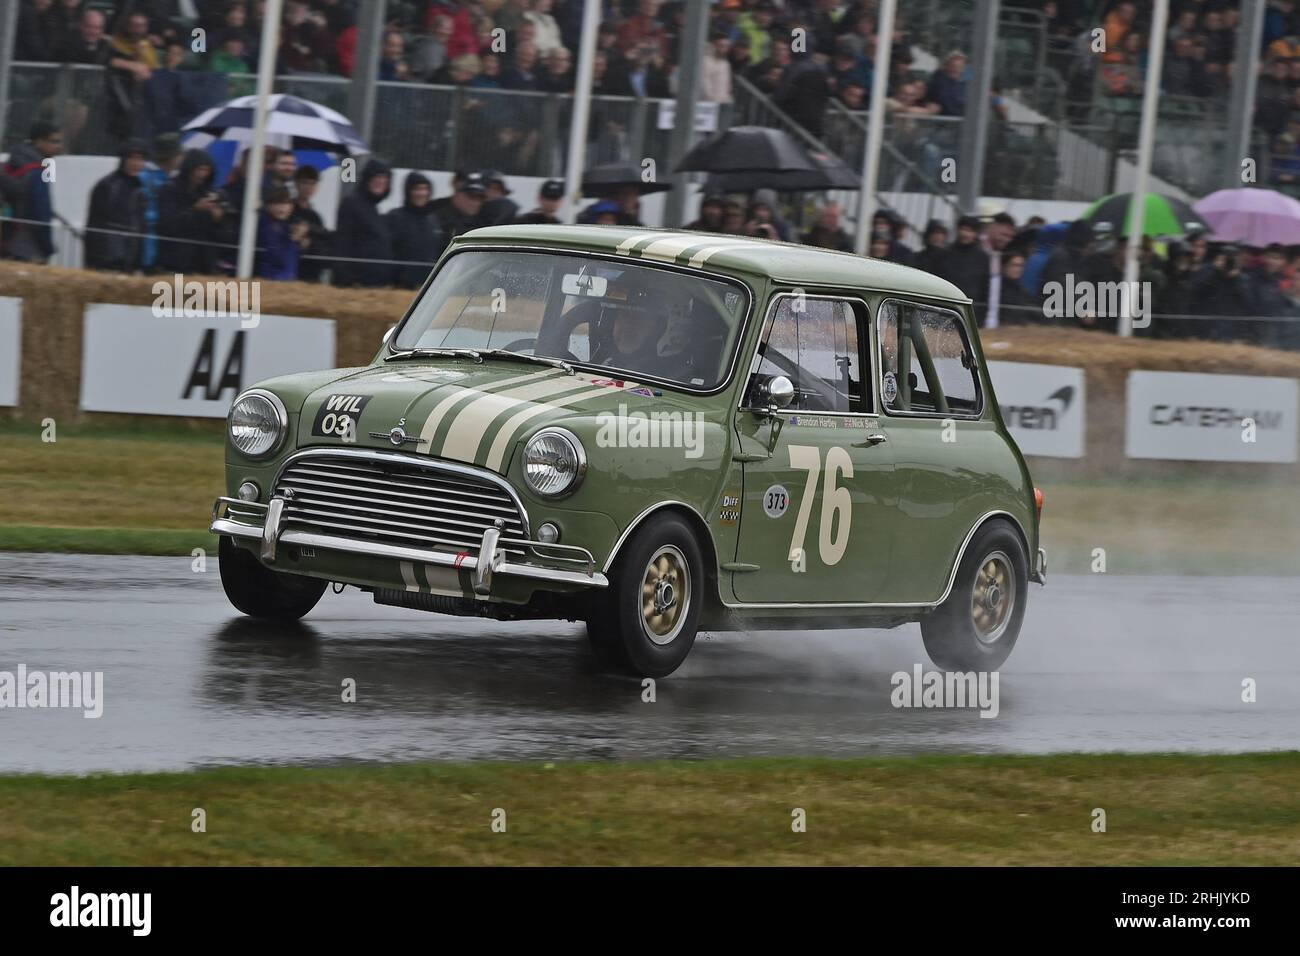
[732,292,896,605]
[873,298,992,603]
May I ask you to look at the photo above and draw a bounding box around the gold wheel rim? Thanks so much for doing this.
[641,545,689,646]
[970,550,1015,645]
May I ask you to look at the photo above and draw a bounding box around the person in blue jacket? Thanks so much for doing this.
[255,187,307,280]
[1,121,63,263]
[1023,220,1070,297]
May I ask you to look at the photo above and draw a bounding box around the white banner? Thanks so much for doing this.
[656,100,720,133]
[79,304,335,418]
[987,361,1086,458]
[0,297,20,407]
[1125,370,1299,463]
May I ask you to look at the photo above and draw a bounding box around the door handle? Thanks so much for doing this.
[853,433,888,447]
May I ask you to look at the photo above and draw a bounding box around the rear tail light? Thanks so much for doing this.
[1034,486,1044,518]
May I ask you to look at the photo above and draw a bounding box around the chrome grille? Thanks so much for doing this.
[274,453,528,557]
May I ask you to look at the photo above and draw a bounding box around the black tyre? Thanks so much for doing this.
[218,535,328,620]
[586,513,703,678]
[921,520,1028,671]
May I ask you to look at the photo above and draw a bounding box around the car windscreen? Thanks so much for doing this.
[392,250,750,390]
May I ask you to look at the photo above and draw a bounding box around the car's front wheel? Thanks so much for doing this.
[920,519,1028,671]
[218,535,328,620]
[587,514,703,678]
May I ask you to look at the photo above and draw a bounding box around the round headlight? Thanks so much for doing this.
[523,428,585,498]
[229,389,287,460]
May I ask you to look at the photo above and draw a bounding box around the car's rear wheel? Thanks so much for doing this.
[587,514,702,678]
[921,520,1027,671]
[218,535,328,620]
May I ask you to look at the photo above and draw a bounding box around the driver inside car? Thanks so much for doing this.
[590,278,664,374]
[589,278,704,383]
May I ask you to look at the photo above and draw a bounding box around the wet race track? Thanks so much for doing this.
[1,552,1297,773]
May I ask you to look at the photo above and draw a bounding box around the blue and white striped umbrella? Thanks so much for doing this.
[180,93,369,156]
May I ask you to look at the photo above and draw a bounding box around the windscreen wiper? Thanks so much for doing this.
[386,347,483,362]
[478,349,575,375]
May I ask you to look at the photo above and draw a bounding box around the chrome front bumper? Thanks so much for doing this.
[211,496,609,593]
[1031,547,1047,585]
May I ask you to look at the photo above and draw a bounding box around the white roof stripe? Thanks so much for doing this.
[616,232,676,255]
[639,236,707,263]
[687,242,758,268]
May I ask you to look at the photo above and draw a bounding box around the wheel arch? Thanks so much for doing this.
[603,501,723,610]
[937,510,1031,606]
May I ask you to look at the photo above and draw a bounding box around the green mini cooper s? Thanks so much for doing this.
[212,225,1046,677]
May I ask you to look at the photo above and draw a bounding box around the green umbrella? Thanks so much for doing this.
[1082,192,1208,238]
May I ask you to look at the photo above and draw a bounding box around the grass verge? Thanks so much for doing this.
[2,753,1298,866]
[1,425,1297,572]
[0,426,223,556]
[0,526,216,556]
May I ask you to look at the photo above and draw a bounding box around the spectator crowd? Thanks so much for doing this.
[3,1,1300,347]
[4,105,1299,349]
[7,0,982,152]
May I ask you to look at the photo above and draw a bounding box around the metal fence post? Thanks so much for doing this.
[0,0,18,149]
[629,97,647,168]
[541,93,560,177]
[957,0,1000,213]
[448,85,463,172]
[346,0,385,147]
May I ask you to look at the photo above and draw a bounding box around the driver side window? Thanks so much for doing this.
[751,295,866,413]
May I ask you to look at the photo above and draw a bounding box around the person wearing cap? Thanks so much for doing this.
[291,165,331,283]
[430,172,488,251]
[580,200,622,225]
[479,170,519,226]
[512,179,565,225]
[942,215,991,316]
[982,211,1018,328]
[85,139,150,271]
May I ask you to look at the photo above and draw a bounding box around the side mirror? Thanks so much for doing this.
[382,325,396,345]
[754,375,795,416]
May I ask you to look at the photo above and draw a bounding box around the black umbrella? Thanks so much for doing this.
[678,126,815,172]
[706,149,860,192]
[581,163,674,199]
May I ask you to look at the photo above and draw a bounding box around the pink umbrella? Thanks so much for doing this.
[1193,187,1300,246]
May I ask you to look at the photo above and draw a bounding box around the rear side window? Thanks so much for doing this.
[878,301,980,416]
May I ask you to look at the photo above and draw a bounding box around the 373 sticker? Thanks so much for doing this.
[311,394,372,441]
